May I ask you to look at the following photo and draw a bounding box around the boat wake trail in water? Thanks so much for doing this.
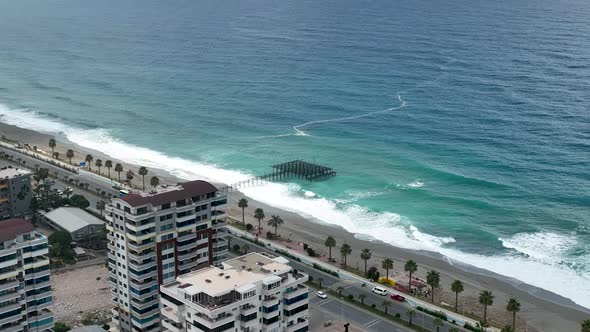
[292,94,407,136]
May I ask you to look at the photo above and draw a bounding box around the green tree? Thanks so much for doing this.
[53,151,60,160]
[381,300,391,315]
[381,258,393,282]
[126,170,134,183]
[238,198,248,226]
[336,285,344,296]
[359,293,366,305]
[360,248,372,277]
[501,325,514,332]
[115,163,123,182]
[70,194,90,209]
[582,320,590,332]
[267,215,284,237]
[449,328,460,332]
[66,149,74,164]
[451,280,464,312]
[85,154,93,171]
[406,309,416,326]
[95,159,102,174]
[479,290,495,325]
[325,236,336,261]
[54,321,71,332]
[48,138,56,155]
[426,270,440,303]
[433,318,443,332]
[405,259,417,291]
[105,160,113,178]
[96,200,106,216]
[506,297,521,331]
[150,176,160,188]
[254,208,265,239]
[317,277,324,289]
[138,166,148,190]
[340,243,352,267]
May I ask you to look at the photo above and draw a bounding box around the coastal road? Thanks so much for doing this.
[230,236,467,332]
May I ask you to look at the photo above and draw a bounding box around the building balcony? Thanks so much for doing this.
[177,233,196,243]
[161,306,183,324]
[284,284,308,299]
[286,318,309,332]
[193,311,234,327]
[162,318,186,332]
[125,211,155,222]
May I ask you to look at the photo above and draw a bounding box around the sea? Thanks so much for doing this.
[0,0,589,309]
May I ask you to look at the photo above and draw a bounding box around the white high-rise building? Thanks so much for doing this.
[105,180,228,332]
[160,252,310,332]
[0,219,54,332]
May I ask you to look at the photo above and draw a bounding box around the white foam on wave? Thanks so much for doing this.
[408,180,425,188]
[1,103,590,309]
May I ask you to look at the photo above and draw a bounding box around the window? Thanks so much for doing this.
[162,203,171,210]
[161,234,173,241]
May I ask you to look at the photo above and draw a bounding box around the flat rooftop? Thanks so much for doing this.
[120,180,219,207]
[44,207,104,233]
[0,167,31,179]
[170,252,292,297]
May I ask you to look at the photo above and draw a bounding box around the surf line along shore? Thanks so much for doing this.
[0,120,588,332]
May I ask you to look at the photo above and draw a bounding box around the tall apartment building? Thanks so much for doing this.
[160,252,310,332]
[105,180,228,332]
[0,219,54,332]
[0,167,32,220]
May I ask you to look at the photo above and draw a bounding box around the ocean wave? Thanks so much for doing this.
[407,180,425,188]
[1,103,590,309]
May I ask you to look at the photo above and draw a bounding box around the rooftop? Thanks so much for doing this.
[0,218,34,242]
[120,180,219,207]
[69,326,107,332]
[168,252,292,297]
[44,207,104,233]
[0,167,31,179]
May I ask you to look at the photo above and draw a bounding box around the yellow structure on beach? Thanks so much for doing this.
[378,276,396,287]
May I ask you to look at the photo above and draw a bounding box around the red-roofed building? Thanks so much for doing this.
[105,180,228,332]
[0,219,53,331]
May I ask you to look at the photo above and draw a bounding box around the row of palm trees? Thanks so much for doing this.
[48,139,159,190]
[237,198,284,238]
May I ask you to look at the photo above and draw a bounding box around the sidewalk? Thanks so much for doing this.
[227,225,499,332]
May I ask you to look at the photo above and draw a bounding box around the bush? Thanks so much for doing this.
[274,249,302,262]
[417,306,448,321]
[306,247,317,257]
[54,322,71,332]
[395,313,401,318]
[246,224,253,232]
[347,294,354,301]
[312,263,339,277]
[232,244,241,252]
[266,231,274,239]
[303,243,309,250]
[102,324,110,330]
[367,266,378,279]
[371,304,376,309]
[70,194,90,208]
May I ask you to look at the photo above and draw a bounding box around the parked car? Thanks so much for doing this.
[316,291,328,299]
[391,294,406,302]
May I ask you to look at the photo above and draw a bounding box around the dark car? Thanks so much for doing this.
[390,294,405,302]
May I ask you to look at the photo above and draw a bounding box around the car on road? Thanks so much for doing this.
[372,286,388,296]
[316,291,328,299]
[390,294,405,302]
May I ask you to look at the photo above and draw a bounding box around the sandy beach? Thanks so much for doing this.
[1,122,588,332]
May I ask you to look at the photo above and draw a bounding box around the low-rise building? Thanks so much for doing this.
[160,252,310,332]
[0,167,32,220]
[0,218,54,332]
[44,207,106,248]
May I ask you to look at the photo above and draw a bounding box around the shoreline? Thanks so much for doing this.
[1,121,588,331]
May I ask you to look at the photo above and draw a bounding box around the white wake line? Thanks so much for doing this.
[292,94,407,136]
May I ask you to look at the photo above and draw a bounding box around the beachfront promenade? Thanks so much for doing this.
[228,227,495,332]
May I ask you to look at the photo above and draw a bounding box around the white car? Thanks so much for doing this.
[316,291,327,299]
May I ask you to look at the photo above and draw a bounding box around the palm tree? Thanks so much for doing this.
[95,159,102,174]
[404,260,418,291]
[359,293,366,305]
[105,160,113,178]
[66,149,74,164]
[340,243,352,267]
[85,154,93,171]
[336,285,344,296]
[506,297,520,331]
[426,270,440,303]
[451,280,464,312]
[238,198,248,227]
[381,300,391,315]
[48,138,56,155]
[433,318,443,332]
[150,176,160,188]
[254,208,265,239]
[360,248,372,277]
[381,258,393,282]
[325,236,336,261]
[138,166,148,190]
[317,277,324,289]
[267,215,284,237]
[406,309,416,326]
[115,163,123,182]
[479,290,494,325]
[96,201,106,216]
[53,151,59,160]
[582,320,590,332]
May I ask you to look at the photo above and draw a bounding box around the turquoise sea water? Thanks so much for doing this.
[0,0,589,307]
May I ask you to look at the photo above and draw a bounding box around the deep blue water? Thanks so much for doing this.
[0,0,589,307]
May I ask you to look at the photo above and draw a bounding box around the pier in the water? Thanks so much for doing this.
[224,160,336,191]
